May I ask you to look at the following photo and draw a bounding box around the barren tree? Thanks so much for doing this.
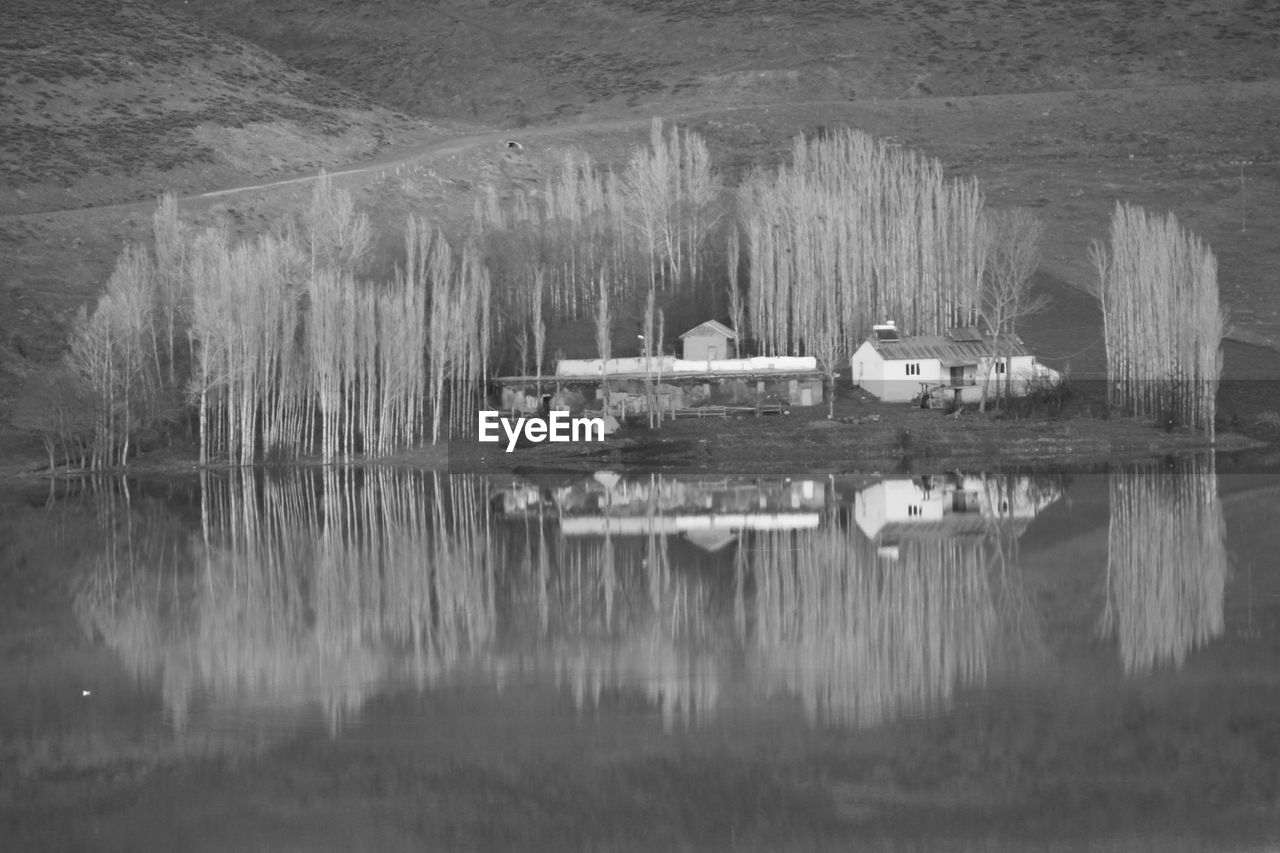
[304,172,373,275]
[1088,202,1224,437]
[726,227,745,357]
[977,208,1048,412]
[595,268,612,413]
[532,266,547,400]
[808,314,847,419]
[152,193,188,384]
[10,364,94,470]
[739,128,985,360]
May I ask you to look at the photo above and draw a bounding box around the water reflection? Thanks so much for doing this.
[69,463,1230,736]
[499,477,735,730]
[76,469,497,733]
[854,473,1062,556]
[1098,455,1227,674]
[754,473,1057,726]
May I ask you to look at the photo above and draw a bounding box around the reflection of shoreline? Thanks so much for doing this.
[72,466,1229,739]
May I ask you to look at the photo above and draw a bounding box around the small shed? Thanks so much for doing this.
[679,320,736,361]
[849,321,1058,403]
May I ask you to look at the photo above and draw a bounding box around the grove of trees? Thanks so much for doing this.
[23,121,1226,469]
[1089,202,1225,437]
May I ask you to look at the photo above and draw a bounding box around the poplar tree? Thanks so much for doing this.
[1089,203,1224,437]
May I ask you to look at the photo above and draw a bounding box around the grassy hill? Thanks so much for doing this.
[2,0,1279,462]
[155,0,1280,124]
[0,0,432,214]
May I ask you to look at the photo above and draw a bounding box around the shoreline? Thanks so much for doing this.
[1,403,1271,484]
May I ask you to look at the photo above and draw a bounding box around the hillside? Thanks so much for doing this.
[2,0,1279,465]
[0,0,434,215]
[156,0,1280,124]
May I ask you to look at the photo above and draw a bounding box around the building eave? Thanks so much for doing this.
[678,319,737,340]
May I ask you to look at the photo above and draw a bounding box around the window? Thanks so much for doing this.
[995,361,1007,374]
[907,505,922,517]
[905,362,921,376]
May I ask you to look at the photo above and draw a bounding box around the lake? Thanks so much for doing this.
[3,456,1279,851]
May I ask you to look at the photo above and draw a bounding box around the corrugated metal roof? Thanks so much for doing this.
[869,332,1032,362]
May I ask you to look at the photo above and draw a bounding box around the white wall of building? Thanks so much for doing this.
[851,345,1060,403]
[557,355,818,378]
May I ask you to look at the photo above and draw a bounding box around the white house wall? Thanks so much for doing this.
[954,356,1059,404]
[855,479,949,539]
[683,333,732,361]
[851,343,943,402]
[852,346,1059,404]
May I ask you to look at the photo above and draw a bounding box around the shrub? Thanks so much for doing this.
[9,363,96,470]
[1017,373,1073,418]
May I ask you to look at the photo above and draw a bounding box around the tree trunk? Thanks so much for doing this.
[978,357,992,413]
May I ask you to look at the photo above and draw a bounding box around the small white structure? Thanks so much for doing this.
[849,321,1059,403]
[679,319,736,361]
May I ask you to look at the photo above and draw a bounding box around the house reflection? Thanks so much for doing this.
[501,471,825,544]
[497,471,1057,728]
[854,473,1062,558]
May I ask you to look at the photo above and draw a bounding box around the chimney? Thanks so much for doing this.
[872,320,900,342]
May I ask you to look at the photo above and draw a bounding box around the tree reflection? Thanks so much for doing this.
[1098,455,1226,674]
[74,470,1062,733]
[495,495,725,731]
[76,470,497,732]
[497,472,1053,728]
[749,527,997,727]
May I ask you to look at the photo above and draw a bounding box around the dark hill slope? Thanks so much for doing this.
[0,0,429,213]
[157,0,1279,125]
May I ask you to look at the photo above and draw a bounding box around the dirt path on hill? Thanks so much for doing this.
[0,119,634,223]
[6,80,1276,224]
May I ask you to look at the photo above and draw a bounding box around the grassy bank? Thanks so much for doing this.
[1,390,1264,482]
[444,394,1266,478]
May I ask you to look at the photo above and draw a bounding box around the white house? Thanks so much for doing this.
[678,319,737,361]
[849,321,1059,404]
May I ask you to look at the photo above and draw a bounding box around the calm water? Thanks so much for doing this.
[3,458,1280,851]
